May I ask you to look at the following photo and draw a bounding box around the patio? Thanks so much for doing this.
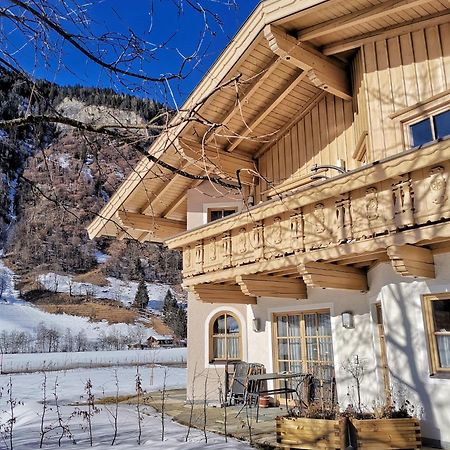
[141,388,284,449]
[139,389,436,450]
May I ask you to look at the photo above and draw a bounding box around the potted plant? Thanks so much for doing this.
[276,376,347,450]
[342,357,422,450]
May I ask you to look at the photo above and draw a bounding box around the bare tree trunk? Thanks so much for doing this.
[135,367,143,445]
[39,372,48,448]
[203,370,209,444]
[185,363,197,442]
[161,367,167,442]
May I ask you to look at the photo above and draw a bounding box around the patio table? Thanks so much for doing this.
[245,372,309,422]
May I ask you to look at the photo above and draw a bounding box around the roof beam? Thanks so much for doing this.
[298,261,368,291]
[264,25,351,101]
[206,55,282,142]
[237,275,307,299]
[178,138,255,183]
[117,211,186,239]
[191,284,257,304]
[226,69,308,152]
[387,244,435,278]
[322,11,450,56]
[297,0,432,42]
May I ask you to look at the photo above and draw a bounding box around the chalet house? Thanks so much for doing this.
[147,335,174,348]
[88,1,450,447]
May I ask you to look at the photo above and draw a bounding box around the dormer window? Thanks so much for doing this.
[410,110,450,147]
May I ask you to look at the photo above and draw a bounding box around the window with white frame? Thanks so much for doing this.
[409,109,450,147]
[422,294,450,375]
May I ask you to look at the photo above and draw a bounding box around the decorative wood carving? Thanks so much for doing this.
[222,232,232,268]
[392,177,414,228]
[314,203,326,234]
[366,187,379,221]
[335,197,352,243]
[387,244,435,278]
[290,211,304,253]
[252,222,265,260]
[238,228,247,254]
[298,262,368,291]
[194,242,203,273]
[237,275,307,299]
[429,166,447,206]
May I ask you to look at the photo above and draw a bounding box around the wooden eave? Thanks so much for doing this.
[88,0,447,242]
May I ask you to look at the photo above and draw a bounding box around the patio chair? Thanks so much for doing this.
[227,361,250,405]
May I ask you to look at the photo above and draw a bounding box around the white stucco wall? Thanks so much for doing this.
[186,181,242,230]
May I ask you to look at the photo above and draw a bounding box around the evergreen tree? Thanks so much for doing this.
[162,290,187,339]
[133,279,149,310]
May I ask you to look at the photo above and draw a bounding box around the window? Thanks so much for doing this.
[210,312,241,362]
[274,311,334,380]
[409,109,450,147]
[422,294,450,375]
[207,207,237,223]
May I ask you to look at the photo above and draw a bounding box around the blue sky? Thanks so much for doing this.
[5,0,260,104]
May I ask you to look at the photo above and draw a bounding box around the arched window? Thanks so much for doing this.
[210,312,241,362]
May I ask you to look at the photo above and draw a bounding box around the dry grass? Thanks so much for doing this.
[39,302,140,324]
[73,268,109,286]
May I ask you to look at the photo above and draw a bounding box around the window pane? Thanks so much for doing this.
[277,316,288,337]
[223,209,236,217]
[214,315,226,334]
[227,336,240,359]
[226,315,239,334]
[437,335,450,368]
[209,210,223,222]
[432,300,450,331]
[289,338,301,361]
[318,313,331,335]
[306,337,318,361]
[278,339,289,360]
[434,110,450,139]
[319,338,334,362]
[213,337,225,359]
[288,315,300,336]
[411,118,433,146]
[305,314,317,336]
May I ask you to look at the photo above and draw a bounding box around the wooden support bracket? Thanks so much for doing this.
[263,24,351,101]
[117,211,186,239]
[190,284,257,304]
[298,261,368,291]
[387,245,435,278]
[236,275,307,299]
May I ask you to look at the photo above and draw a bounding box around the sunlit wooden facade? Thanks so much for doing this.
[89,1,450,447]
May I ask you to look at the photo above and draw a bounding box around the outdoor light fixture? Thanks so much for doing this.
[341,311,354,329]
[252,318,261,332]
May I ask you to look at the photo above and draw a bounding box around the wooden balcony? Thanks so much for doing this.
[166,141,450,301]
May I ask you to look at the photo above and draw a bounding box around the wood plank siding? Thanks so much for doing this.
[256,24,449,202]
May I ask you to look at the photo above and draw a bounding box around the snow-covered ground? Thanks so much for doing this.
[0,348,186,373]
[0,365,250,449]
[0,261,175,351]
[38,272,172,312]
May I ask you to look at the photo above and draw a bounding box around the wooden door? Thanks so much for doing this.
[376,304,391,403]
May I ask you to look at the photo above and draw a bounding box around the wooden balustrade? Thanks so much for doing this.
[168,143,450,287]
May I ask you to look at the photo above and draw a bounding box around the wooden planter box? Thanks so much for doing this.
[276,416,347,450]
[350,418,421,449]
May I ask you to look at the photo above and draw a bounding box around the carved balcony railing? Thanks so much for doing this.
[166,142,450,289]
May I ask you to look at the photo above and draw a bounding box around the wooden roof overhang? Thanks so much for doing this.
[87,0,450,243]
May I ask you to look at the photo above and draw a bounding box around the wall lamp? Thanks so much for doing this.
[341,311,355,329]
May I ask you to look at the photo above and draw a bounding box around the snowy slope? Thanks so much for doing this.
[38,272,172,312]
[0,261,168,344]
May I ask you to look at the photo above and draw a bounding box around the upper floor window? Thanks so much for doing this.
[410,109,450,147]
[210,312,241,362]
[422,294,450,376]
[207,207,237,223]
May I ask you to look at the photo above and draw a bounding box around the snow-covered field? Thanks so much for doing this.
[0,261,176,351]
[0,365,251,449]
[38,272,172,312]
[0,348,186,373]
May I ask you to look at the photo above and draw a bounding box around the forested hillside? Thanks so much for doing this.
[0,72,182,285]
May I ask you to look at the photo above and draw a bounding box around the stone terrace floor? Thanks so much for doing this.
[139,389,437,449]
